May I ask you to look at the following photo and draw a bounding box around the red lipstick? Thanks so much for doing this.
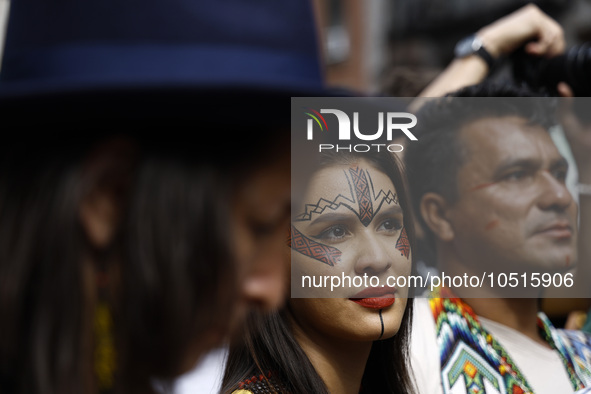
[350,286,396,309]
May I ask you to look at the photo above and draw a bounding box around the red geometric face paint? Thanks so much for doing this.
[485,219,500,231]
[395,227,410,259]
[294,166,398,225]
[349,166,374,227]
[469,182,496,192]
[288,225,342,267]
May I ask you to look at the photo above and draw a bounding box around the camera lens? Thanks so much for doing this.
[512,43,591,96]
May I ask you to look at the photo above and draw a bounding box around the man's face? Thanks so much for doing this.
[448,116,577,271]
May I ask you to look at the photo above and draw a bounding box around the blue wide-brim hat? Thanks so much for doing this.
[0,0,343,121]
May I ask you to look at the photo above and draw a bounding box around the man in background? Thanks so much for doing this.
[405,82,591,394]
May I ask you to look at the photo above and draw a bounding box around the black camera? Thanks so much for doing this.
[512,43,591,97]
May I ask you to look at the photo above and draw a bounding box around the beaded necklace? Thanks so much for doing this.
[430,287,589,393]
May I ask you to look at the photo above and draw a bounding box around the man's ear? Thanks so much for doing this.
[420,192,454,242]
[79,137,137,249]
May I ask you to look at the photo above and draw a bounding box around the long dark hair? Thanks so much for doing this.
[116,132,237,392]
[222,149,416,394]
[117,119,291,393]
[0,135,101,394]
[0,120,288,394]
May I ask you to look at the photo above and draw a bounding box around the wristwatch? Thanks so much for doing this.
[454,34,495,70]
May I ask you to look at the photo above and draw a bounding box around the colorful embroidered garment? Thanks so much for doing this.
[430,287,591,393]
[232,371,287,394]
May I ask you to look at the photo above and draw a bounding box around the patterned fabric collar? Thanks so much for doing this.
[429,287,589,393]
[233,371,287,394]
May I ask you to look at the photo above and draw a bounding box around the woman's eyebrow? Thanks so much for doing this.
[309,204,403,227]
[309,211,356,227]
[374,205,403,218]
[371,205,403,225]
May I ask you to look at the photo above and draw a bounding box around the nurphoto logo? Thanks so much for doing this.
[304,108,417,152]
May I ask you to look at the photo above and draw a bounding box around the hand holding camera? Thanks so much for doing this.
[476,3,565,59]
[420,3,567,97]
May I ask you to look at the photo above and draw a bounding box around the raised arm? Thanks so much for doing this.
[417,4,564,98]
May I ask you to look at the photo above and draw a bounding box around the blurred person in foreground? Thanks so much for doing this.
[405,81,591,394]
[0,0,334,393]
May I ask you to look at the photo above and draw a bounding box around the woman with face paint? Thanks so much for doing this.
[221,150,416,394]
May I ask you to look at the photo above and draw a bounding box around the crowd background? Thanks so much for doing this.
[311,0,591,327]
[307,0,591,95]
[0,1,589,104]
[0,0,589,393]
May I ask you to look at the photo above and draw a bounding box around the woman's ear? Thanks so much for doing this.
[420,192,454,242]
[79,137,137,249]
[80,189,119,248]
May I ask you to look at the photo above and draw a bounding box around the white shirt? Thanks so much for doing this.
[168,346,227,394]
[411,298,576,394]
